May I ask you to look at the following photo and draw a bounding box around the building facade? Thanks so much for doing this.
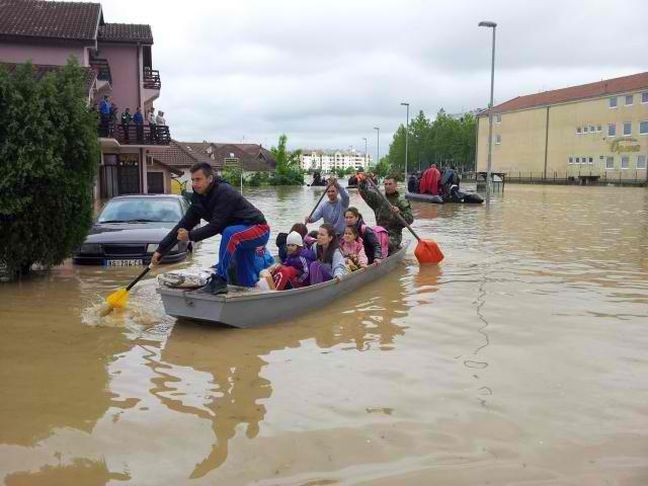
[0,0,172,198]
[300,150,371,172]
[476,72,648,182]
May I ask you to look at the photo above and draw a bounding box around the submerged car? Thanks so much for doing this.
[73,195,191,266]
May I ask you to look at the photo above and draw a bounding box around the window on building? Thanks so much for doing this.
[568,157,573,164]
[582,156,587,165]
[495,134,501,144]
[576,127,582,134]
[584,126,590,133]
[623,122,632,135]
[495,113,501,123]
[589,125,595,133]
[640,121,648,134]
[588,157,593,164]
[608,123,616,136]
[638,155,647,169]
[597,125,602,132]
[643,92,648,103]
[575,157,580,164]
[609,96,618,108]
[605,156,614,169]
[625,94,633,105]
[621,156,629,169]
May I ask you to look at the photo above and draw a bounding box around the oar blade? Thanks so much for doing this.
[414,240,444,265]
[106,288,129,308]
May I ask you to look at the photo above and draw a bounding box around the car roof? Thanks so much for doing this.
[108,194,185,201]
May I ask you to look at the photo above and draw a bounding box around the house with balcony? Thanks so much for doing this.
[0,0,172,199]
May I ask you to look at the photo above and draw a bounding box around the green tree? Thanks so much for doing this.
[270,134,304,185]
[0,60,99,278]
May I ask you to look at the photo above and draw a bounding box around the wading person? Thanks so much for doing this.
[304,177,349,235]
[153,162,269,294]
[357,173,414,255]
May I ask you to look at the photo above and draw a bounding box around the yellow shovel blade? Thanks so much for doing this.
[106,288,129,308]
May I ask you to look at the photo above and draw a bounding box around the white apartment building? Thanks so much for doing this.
[300,150,372,171]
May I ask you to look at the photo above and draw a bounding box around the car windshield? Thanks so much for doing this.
[98,198,183,223]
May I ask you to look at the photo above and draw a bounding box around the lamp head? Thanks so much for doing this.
[478,21,497,28]
[400,102,409,106]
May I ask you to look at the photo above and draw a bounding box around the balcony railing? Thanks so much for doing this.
[143,68,161,89]
[90,58,112,84]
[98,121,170,145]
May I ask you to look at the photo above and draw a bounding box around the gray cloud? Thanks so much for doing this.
[101,0,648,151]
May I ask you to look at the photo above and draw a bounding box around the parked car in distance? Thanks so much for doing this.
[73,195,191,266]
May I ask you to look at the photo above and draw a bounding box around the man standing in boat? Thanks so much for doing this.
[304,176,349,236]
[357,173,413,255]
[153,162,269,294]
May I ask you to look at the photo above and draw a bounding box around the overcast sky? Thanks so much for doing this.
[100,0,647,153]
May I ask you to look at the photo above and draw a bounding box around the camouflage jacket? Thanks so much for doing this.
[358,180,414,230]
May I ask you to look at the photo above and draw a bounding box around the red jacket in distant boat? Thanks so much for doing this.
[419,166,441,195]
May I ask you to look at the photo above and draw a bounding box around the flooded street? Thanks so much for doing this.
[1,184,648,485]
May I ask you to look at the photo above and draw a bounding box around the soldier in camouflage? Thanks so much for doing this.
[358,174,414,255]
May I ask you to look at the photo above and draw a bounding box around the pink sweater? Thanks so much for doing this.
[340,238,368,266]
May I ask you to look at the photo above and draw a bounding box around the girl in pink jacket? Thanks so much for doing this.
[340,225,368,271]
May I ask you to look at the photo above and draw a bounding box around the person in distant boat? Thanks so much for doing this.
[357,173,413,255]
[309,223,348,284]
[419,164,441,195]
[440,166,461,198]
[305,177,349,236]
[153,162,269,294]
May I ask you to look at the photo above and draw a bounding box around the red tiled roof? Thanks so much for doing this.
[150,140,223,170]
[488,72,648,114]
[207,143,277,172]
[98,23,153,44]
[0,0,101,42]
[1,62,96,94]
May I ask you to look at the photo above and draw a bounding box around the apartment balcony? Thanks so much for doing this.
[142,67,161,103]
[98,121,170,147]
[90,57,112,90]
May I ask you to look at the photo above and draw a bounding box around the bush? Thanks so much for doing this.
[0,60,99,277]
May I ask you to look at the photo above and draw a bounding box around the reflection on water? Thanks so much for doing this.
[1,185,648,484]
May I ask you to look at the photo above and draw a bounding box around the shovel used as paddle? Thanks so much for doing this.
[364,176,444,265]
[100,244,172,316]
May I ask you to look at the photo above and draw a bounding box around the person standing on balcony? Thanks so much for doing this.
[133,107,144,143]
[155,110,166,143]
[120,108,132,143]
[147,108,157,143]
[99,95,111,136]
[153,162,270,294]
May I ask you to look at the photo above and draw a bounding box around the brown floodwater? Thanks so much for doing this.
[1,184,647,485]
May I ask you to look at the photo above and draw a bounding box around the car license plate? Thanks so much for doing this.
[104,259,143,267]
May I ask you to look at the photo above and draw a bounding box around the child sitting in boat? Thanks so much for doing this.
[340,225,368,271]
[276,223,316,261]
[270,231,315,290]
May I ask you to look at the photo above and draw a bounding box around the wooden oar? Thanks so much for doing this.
[100,247,169,316]
[365,177,444,265]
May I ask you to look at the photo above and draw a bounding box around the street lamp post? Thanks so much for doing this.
[362,137,368,168]
[479,20,497,200]
[373,127,380,168]
[401,102,409,186]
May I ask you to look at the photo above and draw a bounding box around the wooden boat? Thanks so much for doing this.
[157,242,409,328]
[405,192,484,204]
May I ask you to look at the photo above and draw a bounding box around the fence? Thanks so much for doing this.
[463,170,647,187]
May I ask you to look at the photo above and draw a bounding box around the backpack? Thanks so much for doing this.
[361,224,390,259]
